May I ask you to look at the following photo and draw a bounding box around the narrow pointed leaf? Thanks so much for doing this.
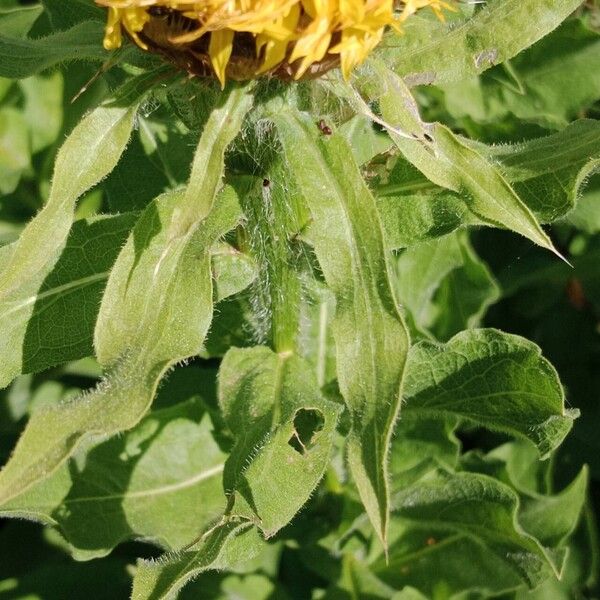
[0,103,137,387]
[377,119,600,248]
[132,522,264,600]
[273,108,410,546]
[376,70,560,257]
[0,21,107,79]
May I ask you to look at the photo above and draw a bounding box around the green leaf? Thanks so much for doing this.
[374,524,531,596]
[481,119,600,223]
[0,103,137,388]
[201,292,257,358]
[0,21,107,79]
[273,107,410,546]
[388,470,563,588]
[0,398,227,559]
[375,69,561,258]
[211,243,257,303]
[441,19,600,127]
[19,72,64,153]
[393,230,500,340]
[0,5,43,39]
[132,522,265,600]
[339,114,393,166]
[0,86,253,508]
[404,329,577,457]
[0,107,30,195]
[390,417,460,489]
[462,443,588,547]
[19,213,137,376]
[298,277,337,389]
[94,89,253,365]
[104,120,195,213]
[219,346,341,537]
[377,0,581,86]
[519,467,588,547]
[377,119,600,247]
[328,555,396,599]
[41,0,104,30]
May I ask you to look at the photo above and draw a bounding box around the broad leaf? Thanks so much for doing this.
[390,416,460,489]
[393,230,500,340]
[387,471,563,588]
[19,213,137,375]
[404,329,577,457]
[0,398,227,560]
[377,0,581,86]
[219,346,340,537]
[273,108,410,546]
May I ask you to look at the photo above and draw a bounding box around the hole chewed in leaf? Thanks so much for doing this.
[288,408,325,455]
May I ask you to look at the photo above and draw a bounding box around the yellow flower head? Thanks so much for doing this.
[96,0,453,87]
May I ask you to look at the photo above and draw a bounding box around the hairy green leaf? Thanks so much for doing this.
[375,69,561,257]
[481,119,600,222]
[404,329,577,456]
[378,119,600,248]
[0,21,107,79]
[378,0,581,86]
[273,107,410,546]
[132,522,264,600]
[0,87,253,507]
[41,0,104,30]
[219,346,340,536]
[0,398,227,559]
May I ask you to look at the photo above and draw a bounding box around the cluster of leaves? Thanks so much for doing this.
[0,0,599,598]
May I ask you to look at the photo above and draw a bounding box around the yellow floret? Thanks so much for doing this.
[96,0,454,87]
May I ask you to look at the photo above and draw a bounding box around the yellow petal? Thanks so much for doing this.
[209,28,235,89]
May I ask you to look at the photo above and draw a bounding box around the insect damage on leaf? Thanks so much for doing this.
[288,407,325,454]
